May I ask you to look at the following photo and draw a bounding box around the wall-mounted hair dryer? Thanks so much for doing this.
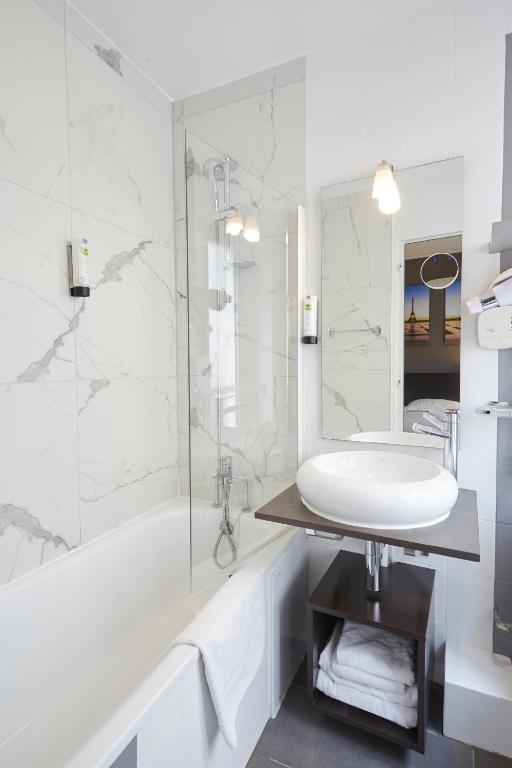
[467,267,512,314]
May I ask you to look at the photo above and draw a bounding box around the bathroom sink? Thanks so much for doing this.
[296,450,458,529]
[348,430,444,449]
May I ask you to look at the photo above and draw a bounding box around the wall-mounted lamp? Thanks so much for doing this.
[242,214,260,243]
[372,161,401,214]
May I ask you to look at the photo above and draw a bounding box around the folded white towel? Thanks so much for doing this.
[334,620,415,687]
[333,663,407,695]
[324,622,406,695]
[319,624,418,707]
[316,668,418,729]
[172,569,265,749]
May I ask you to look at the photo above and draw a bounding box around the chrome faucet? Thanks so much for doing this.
[216,455,233,487]
[412,407,460,479]
[213,456,251,512]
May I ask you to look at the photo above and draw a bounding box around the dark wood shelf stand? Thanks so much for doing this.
[307,551,435,754]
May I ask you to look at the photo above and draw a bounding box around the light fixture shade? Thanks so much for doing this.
[372,162,394,200]
[378,180,401,214]
[373,161,401,214]
[243,214,260,243]
[225,211,244,236]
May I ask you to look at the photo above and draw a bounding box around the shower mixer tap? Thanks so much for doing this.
[216,456,232,487]
[213,456,251,512]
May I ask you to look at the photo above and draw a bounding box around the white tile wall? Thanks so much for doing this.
[305,0,507,654]
[0,0,177,585]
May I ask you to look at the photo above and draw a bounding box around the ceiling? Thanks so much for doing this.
[71,0,438,100]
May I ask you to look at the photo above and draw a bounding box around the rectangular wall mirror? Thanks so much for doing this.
[321,157,464,442]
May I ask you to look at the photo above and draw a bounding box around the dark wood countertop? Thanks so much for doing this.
[256,484,480,562]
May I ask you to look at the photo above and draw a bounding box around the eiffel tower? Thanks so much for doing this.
[407,296,417,326]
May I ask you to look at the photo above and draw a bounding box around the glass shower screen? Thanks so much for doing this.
[185,132,298,591]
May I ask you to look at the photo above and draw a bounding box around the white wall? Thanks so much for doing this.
[0,0,178,586]
[304,0,510,659]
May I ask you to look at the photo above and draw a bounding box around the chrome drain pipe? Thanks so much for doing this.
[365,540,383,592]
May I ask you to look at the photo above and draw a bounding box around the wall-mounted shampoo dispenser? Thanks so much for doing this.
[302,295,318,344]
[67,238,90,297]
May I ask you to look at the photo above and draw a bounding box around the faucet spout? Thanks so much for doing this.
[412,407,459,479]
[413,422,449,439]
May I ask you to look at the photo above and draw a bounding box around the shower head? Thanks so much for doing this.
[203,156,238,212]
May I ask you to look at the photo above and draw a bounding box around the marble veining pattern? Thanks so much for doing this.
[65,2,172,119]
[0,0,176,586]
[94,44,123,76]
[73,212,175,380]
[322,369,391,439]
[0,381,80,584]
[0,177,75,384]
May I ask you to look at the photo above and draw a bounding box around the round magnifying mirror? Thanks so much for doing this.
[420,252,460,290]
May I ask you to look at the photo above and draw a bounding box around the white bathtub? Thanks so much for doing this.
[0,497,307,768]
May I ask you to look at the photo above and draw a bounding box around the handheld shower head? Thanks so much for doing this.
[203,156,238,213]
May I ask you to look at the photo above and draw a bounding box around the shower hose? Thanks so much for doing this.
[213,478,237,569]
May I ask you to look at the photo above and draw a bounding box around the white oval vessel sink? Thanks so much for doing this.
[296,450,458,530]
[348,430,444,449]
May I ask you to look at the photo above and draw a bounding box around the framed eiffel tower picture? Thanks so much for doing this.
[404,283,430,343]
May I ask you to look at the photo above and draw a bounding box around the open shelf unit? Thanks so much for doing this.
[307,551,435,754]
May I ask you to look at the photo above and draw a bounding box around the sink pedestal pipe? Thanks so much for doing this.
[365,540,384,592]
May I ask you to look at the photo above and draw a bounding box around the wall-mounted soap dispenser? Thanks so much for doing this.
[302,295,318,344]
[67,238,90,297]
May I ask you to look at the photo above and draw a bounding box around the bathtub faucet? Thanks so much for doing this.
[216,456,232,489]
[213,456,250,512]
[213,456,232,507]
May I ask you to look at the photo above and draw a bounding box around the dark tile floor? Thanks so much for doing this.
[248,661,512,768]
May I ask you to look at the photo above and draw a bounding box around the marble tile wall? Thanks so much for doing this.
[305,0,508,667]
[0,0,177,586]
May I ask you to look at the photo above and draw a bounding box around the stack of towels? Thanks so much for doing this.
[317,620,418,729]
